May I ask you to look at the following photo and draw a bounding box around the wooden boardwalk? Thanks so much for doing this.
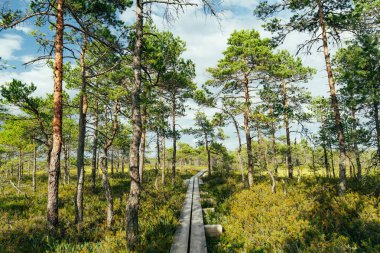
[170,170,207,253]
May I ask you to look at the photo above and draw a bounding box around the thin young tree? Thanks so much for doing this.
[207,29,273,187]
[269,50,315,178]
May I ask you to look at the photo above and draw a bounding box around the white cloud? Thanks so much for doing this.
[0,64,54,96]
[221,0,258,8]
[14,25,33,34]
[0,34,23,60]
[120,6,136,25]
[18,55,36,64]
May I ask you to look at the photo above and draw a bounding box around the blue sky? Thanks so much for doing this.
[0,0,339,151]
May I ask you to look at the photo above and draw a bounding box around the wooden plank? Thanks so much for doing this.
[170,177,194,253]
[189,177,207,253]
[195,169,207,178]
[204,224,223,238]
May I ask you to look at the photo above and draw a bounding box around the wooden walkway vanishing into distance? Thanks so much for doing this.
[170,170,207,253]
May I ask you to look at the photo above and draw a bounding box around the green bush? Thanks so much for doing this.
[206,175,380,253]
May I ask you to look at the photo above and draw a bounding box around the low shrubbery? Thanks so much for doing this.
[0,168,186,252]
[204,174,380,253]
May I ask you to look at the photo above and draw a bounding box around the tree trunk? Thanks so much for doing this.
[161,129,166,185]
[100,152,113,228]
[62,141,69,184]
[243,74,254,187]
[116,151,120,173]
[111,147,114,176]
[263,134,276,193]
[121,152,125,174]
[321,115,330,177]
[75,33,87,226]
[46,147,51,175]
[139,105,147,184]
[100,99,118,228]
[231,114,244,183]
[317,0,346,194]
[282,79,293,179]
[312,147,316,172]
[47,0,64,229]
[18,149,22,187]
[67,143,70,184]
[33,144,37,192]
[351,108,362,180]
[91,98,99,192]
[373,102,380,160]
[323,142,330,177]
[330,143,336,178]
[270,107,278,177]
[205,134,211,176]
[97,149,100,176]
[256,123,263,177]
[155,127,160,190]
[294,137,301,183]
[171,100,177,183]
[126,0,143,248]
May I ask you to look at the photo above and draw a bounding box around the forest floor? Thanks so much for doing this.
[202,169,380,253]
[0,167,200,253]
[0,166,379,253]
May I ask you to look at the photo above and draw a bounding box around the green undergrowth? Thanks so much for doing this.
[202,173,380,253]
[0,167,196,253]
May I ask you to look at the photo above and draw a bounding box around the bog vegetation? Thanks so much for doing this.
[0,0,379,252]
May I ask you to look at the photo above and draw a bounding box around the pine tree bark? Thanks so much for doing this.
[205,133,211,176]
[139,106,147,184]
[67,143,70,184]
[243,74,254,187]
[126,0,143,248]
[263,133,276,193]
[161,129,166,185]
[155,127,160,190]
[101,99,118,228]
[100,151,113,228]
[373,102,380,160]
[116,151,120,173]
[75,33,87,226]
[111,148,114,176]
[231,114,245,183]
[47,0,64,229]
[62,141,69,184]
[323,140,330,177]
[18,149,22,187]
[91,98,99,192]
[121,153,125,174]
[282,80,293,179]
[270,107,278,177]
[33,143,37,192]
[171,99,177,183]
[256,122,263,177]
[317,0,346,194]
[321,115,330,177]
[351,108,362,179]
[330,143,336,178]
